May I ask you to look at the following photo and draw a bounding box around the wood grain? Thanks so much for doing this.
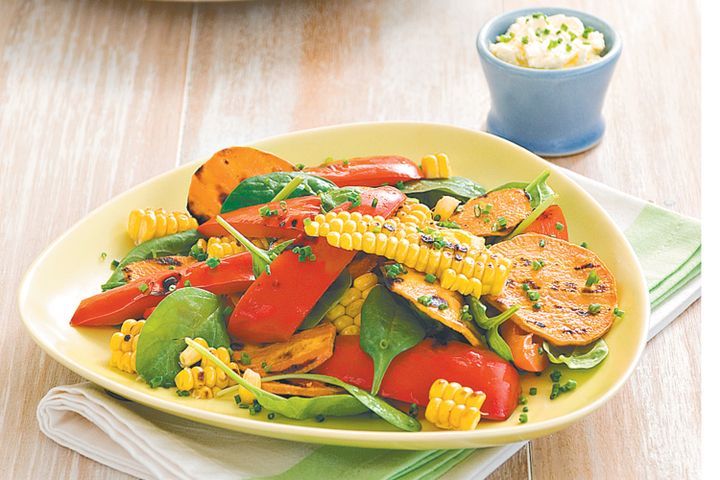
[0,0,699,479]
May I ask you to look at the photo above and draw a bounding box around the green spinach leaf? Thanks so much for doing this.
[543,339,609,369]
[136,288,230,388]
[402,177,486,207]
[221,172,336,213]
[263,373,421,432]
[102,230,201,291]
[298,270,352,330]
[466,296,519,362]
[360,286,425,394]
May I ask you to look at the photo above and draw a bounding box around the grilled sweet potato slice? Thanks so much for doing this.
[122,256,196,282]
[232,323,336,375]
[450,188,532,237]
[486,233,618,346]
[263,380,343,397]
[187,147,294,223]
[386,268,483,346]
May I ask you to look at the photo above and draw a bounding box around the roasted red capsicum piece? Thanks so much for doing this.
[71,253,255,326]
[524,204,569,240]
[314,336,521,421]
[306,156,423,187]
[198,195,322,239]
[500,321,548,373]
[228,187,406,344]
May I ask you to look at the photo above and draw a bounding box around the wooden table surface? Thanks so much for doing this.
[0,0,700,478]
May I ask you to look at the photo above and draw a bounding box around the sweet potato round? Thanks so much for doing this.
[486,233,618,346]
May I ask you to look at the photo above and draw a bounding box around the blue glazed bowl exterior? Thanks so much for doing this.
[477,8,622,156]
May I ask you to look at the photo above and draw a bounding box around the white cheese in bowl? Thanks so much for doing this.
[489,13,605,69]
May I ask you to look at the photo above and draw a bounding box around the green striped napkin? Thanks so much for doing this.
[36,173,700,480]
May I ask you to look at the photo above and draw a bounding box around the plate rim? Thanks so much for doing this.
[18,121,650,448]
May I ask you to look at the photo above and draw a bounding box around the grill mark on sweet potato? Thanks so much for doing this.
[486,233,618,347]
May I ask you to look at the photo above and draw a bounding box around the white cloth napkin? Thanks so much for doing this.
[36,173,701,480]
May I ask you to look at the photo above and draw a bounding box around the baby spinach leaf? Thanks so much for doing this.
[402,177,486,207]
[264,373,421,432]
[185,339,368,419]
[360,286,425,395]
[298,270,352,330]
[543,339,609,369]
[466,296,519,362]
[319,187,362,212]
[102,230,201,291]
[136,288,230,388]
[221,172,336,213]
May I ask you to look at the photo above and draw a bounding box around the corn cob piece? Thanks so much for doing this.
[304,210,511,297]
[425,378,486,430]
[420,153,451,179]
[174,339,240,399]
[109,319,145,374]
[127,208,198,245]
[324,272,379,335]
[194,236,270,259]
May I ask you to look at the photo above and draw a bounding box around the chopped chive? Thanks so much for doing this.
[539,239,546,248]
[138,283,149,293]
[184,280,191,287]
[371,198,378,208]
[424,273,437,283]
[532,259,545,271]
[613,307,625,318]
[522,36,529,44]
[555,222,564,231]
[206,257,221,269]
[395,181,405,190]
[100,252,107,260]
[240,352,252,365]
[585,270,600,287]
[519,413,528,423]
[417,295,433,307]
[588,303,602,315]
[550,369,562,382]
[529,387,538,396]
[580,241,588,248]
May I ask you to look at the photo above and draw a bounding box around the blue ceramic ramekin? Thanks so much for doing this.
[476,8,622,157]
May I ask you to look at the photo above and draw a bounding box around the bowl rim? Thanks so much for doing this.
[476,7,623,77]
[18,121,649,448]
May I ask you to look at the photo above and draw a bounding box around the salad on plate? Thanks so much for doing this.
[70,147,622,432]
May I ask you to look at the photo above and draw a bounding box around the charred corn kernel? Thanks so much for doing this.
[420,153,451,179]
[362,232,376,254]
[326,304,346,321]
[440,269,457,290]
[338,211,351,221]
[340,325,360,335]
[319,222,330,236]
[353,273,378,291]
[179,337,209,367]
[329,218,344,233]
[353,314,362,326]
[361,288,372,299]
[110,319,145,374]
[342,220,357,234]
[425,379,485,430]
[385,236,399,259]
[405,244,421,269]
[200,347,232,369]
[433,196,461,220]
[127,208,198,245]
[346,298,365,318]
[192,386,213,399]
[237,368,262,404]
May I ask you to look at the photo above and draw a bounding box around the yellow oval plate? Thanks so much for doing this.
[19,123,649,449]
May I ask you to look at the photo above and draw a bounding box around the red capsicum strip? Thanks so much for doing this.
[198,195,322,239]
[70,253,255,326]
[314,336,521,421]
[306,156,423,187]
[228,187,406,344]
[524,205,569,241]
